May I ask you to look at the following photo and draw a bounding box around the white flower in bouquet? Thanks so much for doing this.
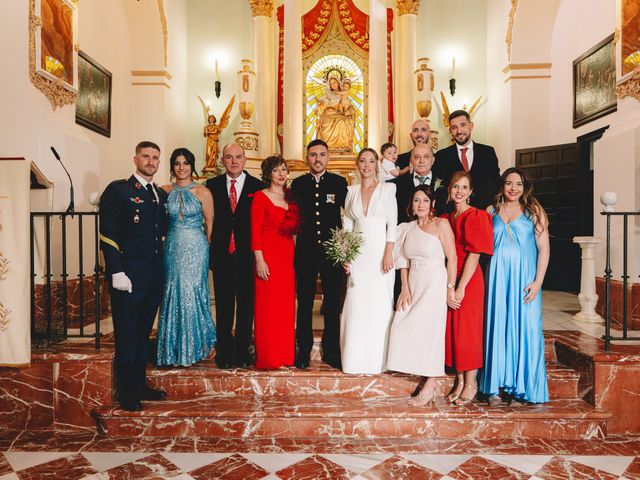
[323,228,364,287]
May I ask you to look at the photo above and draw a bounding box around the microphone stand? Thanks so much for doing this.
[50,146,75,217]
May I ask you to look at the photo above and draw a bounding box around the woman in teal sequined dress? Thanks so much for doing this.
[156,148,216,366]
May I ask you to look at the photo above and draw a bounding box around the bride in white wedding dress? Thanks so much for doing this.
[340,148,397,374]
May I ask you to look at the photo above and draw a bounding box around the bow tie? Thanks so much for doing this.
[415,176,429,185]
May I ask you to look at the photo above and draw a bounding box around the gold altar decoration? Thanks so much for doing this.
[157,0,168,68]
[198,95,236,175]
[396,0,421,16]
[438,91,483,130]
[415,57,434,118]
[234,60,259,156]
[249,0,274,17]
[29,0,78,109]
[616,0,640,102]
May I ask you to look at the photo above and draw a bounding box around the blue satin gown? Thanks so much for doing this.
[156,182,216,366]
[480,210,549,403]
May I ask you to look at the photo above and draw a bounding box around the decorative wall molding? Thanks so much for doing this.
[249,0,274,17]
[157,0,168,68]
[396,0,420,16]
[28,0,77,109]
[506,0,518,62]
[0,252,9,281]
[616,67,640,102]
[0,303,10,332]
[502,62,552,73]
[131,70,173,79]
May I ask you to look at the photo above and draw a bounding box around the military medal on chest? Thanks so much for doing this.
[134,209,140,224]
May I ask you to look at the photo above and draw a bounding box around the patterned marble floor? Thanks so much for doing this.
[7,291,639,479]
[1,450,640,479]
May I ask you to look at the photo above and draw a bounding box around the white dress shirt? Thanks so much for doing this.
[456,140,475,170]
[412,172,433,187]
[133,173,159,202]
[226,172,247,197]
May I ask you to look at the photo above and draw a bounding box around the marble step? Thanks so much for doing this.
[147,360,579,400]
[94,395,610,440]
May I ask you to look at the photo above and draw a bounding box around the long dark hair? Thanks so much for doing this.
[407,184,435,220]
[492,167,547,234]
[169,148,196,180]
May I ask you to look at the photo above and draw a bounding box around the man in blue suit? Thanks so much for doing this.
[100,141,168,411]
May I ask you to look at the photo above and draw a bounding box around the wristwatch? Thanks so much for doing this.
[447,283,455,289]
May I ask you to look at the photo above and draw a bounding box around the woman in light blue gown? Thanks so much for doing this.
[480,167,550,405]
[156,148,216,366]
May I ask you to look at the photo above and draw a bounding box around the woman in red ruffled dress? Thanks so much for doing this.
[442,171,494,405]
[251,155,301,369]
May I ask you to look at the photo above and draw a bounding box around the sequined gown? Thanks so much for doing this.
[156,183,216,366]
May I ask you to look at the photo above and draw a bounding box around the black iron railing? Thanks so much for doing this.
[30,211,103,349]
[601,211,640,351]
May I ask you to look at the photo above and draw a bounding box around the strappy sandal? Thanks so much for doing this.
[447,383,464,404]
[454,384,478,406]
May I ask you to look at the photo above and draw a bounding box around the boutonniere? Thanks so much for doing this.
[247,193,254,198]
[134,182,142,189]
[433,178,443,191]
[130,197,144,204]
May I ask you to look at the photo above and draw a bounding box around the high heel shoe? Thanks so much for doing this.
[487,394,502,407]
[454,384,478,406]
[408,388,435,407]
[447,384,463,404]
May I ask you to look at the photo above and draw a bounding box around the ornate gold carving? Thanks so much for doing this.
[235,134,259,152]
[157,0,168,67]
[614,27,620,45]
[616,67,640,102]
[0,252,9,281]
[396,0,420,16]
[0,303,10,332]
[249,0,273,17]
[29,0,77,109]
[506,0,518,62]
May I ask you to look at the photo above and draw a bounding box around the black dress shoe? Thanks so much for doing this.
[323,356,342,370]
[295,356,310,369]
[138,385,167,401]
[117,391,142,412]
[236,357,253,368]
[216,358,235,369]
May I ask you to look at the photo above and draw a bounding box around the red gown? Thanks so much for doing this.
[250,190,297,369]
[442,207,493,371]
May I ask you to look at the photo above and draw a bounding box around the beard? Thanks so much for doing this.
[454,133,470,146]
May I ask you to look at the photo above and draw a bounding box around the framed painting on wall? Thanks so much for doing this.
[573,34,617,128]
[34,0,78,92]
[75,51,112,137]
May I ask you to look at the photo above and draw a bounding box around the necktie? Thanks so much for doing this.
[228,179,237,253]
[416,176,428,185]
[460,147,470,172]
[145,183,158,204]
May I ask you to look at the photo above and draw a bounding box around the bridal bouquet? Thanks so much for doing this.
[323,228,364,287]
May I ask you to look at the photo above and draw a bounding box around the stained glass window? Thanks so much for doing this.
[305,54,365,154]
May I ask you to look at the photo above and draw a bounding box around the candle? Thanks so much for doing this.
[451,57,456,79]
[215,60,219,81]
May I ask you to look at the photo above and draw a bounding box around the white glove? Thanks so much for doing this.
[112,272,132,293]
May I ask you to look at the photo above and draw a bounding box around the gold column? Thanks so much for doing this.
[395,0,420,152]
[249,0,277,157]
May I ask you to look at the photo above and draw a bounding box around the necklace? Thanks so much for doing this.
[502,202,521,238]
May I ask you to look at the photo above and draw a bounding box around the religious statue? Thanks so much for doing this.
[197,95,235,175]
[316,75,356,154]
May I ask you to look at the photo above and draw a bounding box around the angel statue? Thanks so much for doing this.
[197,95,235,175]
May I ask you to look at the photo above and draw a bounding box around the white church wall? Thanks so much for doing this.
[548,0,640,279]
[186,0,254,173]
[417,0,488,151]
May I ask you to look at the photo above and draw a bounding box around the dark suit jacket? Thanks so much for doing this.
[433,142,500,210]
[291,171,347,263]
[206,172,264,267]
[392,172,447,224]
[99,175,168,294]
[396,150,411,171]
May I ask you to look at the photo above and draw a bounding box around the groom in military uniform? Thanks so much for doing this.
[100,141,168,411]
[292,139,348,369]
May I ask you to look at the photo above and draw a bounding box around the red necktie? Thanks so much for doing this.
[460,147,470,172]
[228,179,237,253]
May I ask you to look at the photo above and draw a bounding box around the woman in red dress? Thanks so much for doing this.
[442,171,493,405]
[251,155,300,369]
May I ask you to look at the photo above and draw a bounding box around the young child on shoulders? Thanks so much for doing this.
[379,143,400,182]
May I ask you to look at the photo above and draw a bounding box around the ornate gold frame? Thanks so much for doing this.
[29,0,78,109]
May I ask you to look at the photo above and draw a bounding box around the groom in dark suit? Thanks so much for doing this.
[206,143,263,369]
[433,110,500,210]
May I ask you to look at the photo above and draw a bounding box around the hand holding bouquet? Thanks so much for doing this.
[323,228,364,287]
